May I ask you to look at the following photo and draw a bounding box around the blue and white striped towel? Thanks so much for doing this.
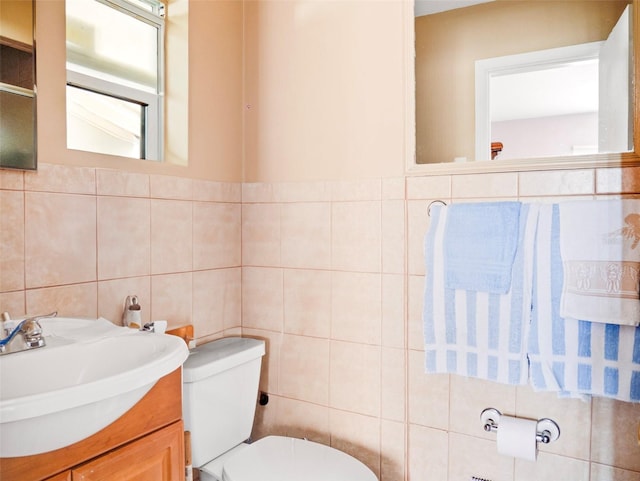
[528,204,640,401]
[423,203,538,385]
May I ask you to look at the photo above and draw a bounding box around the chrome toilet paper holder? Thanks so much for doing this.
[480,408,560,444]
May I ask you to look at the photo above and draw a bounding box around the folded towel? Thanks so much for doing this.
[529,204,640,402]
[443,202,521,294]
[423,202,537,385]
[559,200,640,326]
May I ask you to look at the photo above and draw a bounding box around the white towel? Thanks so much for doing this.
[559,200,640,326]
[423,203,538,385]
[529,204,640,402]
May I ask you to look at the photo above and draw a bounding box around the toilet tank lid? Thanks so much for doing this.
[183,337,265,383]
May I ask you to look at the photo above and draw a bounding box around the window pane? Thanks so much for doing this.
[66,0,158,92]
[66,85,144,159]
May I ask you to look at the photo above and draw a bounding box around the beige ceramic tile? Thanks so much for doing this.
[0,291,25,316]
[331,201,381,272]
[452,172,518,198]
[242,182,276,203]
[0,168,24,190]
[96,169,150,197]
[243,327,282,395]
[406,175,451,200]
[283,269,331,338]
[406,199,431,276]
[408,349,449,430]
[274,181,331,203]
[149,174,193,200]
[0,190,25,292]
[331,179,381,202]
[150,199,192,274]
[516,384,592,460]
[381,200,405,274]
[382,274,405,349]
[242,267,283,332]
[408,424,448,480]
[591,397,640,472]
[590,463,640,481]
[251,393,286,441]
[25,192,97,288]
[192,180,241,203]
[280,202,331,269]
[380,420,405,481]
[273,397,330,445]
[382,177,405,200]
[97,196,151,280]
[449,433,514,481]
[449,376,517,440]
[97,276,151,325]
[329,340,381,417]
[407,275,425,351]
[279,334,330,405]
[192,268,241,337]
[193,202,241,270]
[26,282,98,318]
[24,163,95,195]
[329,408,381,477]
[514,451,589,481]
[381,347,405,422]
[518,169,595,197]
[331,271,381,345]
[596,167,640,194]
[150,272,193,329]
[241,203,281,267]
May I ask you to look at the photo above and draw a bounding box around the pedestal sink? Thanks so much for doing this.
[0,317,189,458]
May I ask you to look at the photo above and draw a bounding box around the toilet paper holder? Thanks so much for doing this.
[480,408,560,444]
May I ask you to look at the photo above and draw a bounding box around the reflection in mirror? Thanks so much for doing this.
[415,0,633,165]
[0,0,36,170]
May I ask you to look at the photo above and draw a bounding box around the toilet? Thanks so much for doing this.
[182,337,377,481]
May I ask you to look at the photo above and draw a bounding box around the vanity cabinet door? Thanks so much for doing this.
[45,471,71,481]
[72,421,184,481]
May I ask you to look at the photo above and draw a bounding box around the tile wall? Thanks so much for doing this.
[0,163,243,342]
[2,163,640,480]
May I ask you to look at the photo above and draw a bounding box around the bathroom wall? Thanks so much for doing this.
[242,167,640,481]
[0,164,243,343]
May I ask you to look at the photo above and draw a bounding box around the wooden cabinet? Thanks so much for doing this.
[73,421,183,481]
[1,369,184,481]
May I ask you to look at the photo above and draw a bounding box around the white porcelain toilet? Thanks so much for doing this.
[182,337,377,481]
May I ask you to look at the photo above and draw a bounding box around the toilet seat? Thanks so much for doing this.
[221,436,377,481]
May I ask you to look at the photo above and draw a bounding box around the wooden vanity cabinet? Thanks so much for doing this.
[1,369,185,481]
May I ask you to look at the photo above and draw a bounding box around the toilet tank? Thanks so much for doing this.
[182,337,265,468]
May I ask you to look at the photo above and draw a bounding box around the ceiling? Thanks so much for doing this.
[414,0,494,17]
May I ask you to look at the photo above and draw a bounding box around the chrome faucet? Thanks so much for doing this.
[0,311,57,355]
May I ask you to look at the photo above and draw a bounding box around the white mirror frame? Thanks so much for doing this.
[405,0,640,176]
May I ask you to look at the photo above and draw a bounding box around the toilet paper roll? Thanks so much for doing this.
[496,415,538,461]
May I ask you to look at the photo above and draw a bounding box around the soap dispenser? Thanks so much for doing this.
[122,295,142,329]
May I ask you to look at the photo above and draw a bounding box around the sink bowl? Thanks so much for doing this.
[0,318,189,458]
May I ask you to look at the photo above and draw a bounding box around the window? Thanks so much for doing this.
[66,0,165,160]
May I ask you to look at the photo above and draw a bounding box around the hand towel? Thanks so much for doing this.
[559,200,640,326]
[423,202,537,385]
[529,204,640,402]
[443,202,521,294]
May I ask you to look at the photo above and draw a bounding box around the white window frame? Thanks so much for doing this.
[66,0,165,161]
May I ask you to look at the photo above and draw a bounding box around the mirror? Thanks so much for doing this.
[0,0,36,170]
[415,0,635,168]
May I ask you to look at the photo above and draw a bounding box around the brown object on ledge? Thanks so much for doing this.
[491,142,504,160]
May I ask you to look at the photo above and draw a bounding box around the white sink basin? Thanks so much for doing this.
[0,317,189,458]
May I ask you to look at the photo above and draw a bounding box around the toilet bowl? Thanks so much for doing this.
[182,337,377,481]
